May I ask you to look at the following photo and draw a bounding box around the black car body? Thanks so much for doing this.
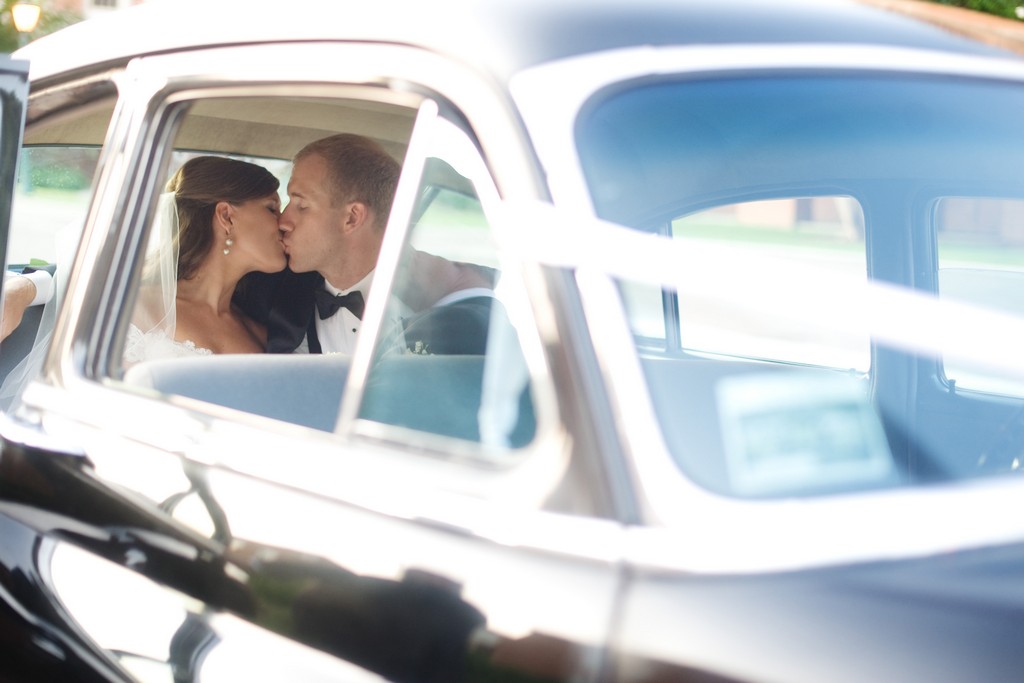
[3,0,1024,681]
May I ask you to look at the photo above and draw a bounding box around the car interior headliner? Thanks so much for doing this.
[21,80,494,204]
[25,88,418,165]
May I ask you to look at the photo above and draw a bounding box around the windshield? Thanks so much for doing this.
[576,72,1024,499]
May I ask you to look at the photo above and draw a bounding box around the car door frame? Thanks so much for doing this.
[0,54,32,346]
[0,40,628,681]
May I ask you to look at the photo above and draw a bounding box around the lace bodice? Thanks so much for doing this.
[124,324,213,364]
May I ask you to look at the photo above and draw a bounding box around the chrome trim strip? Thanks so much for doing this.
[0,408,85,458]
[22,376,624,568]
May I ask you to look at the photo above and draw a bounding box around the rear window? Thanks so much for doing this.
[577,72,1024,498]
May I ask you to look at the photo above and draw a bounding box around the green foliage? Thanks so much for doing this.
[929,0,1021,19]
[22,147,96,191]
[28,163,89,191]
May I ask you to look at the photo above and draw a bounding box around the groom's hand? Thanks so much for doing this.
[393,249,497,312]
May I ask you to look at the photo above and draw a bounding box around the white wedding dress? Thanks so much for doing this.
[124,323,213,364]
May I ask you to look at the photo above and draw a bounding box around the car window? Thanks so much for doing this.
[936,196,1024,395]
[0,76,115,412]
[103,92,414,429]
[108,91,540,453]
[0,145,102,407]
[353,116,537,452]
[7,146,98,266]
[624,195,868,371]
[577,71,1024,498]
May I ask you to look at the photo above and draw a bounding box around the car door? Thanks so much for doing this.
[0,53,31,362]
[0,42,623,682]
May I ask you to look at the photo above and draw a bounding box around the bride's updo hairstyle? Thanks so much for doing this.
[167,156,280,281]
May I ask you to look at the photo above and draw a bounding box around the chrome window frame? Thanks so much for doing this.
[341,104,560,466]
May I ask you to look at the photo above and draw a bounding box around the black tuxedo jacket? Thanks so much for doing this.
[235,269,324,353]
[237,269,497,356]
[397,295,494,356]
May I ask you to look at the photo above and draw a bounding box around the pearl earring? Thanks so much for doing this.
[223,237,234,256]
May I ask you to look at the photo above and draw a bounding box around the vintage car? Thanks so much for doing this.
[3,0,1024,680]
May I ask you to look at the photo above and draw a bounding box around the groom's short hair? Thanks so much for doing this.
[294,133,401,230]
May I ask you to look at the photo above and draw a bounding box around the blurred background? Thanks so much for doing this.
[1,0,1023,56]
[0,0,142,52]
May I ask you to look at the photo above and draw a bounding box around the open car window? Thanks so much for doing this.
[103,89,543,461]
[0,80,110,407]
[0,146,99,389]
[111,92,416,430]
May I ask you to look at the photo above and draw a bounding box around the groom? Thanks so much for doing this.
[237,133,494,355]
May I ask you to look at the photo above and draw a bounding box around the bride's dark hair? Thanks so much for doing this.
[167,156,280,281]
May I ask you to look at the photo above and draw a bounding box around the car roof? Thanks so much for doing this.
[16,0,1022,86]
[18,0,1024,165]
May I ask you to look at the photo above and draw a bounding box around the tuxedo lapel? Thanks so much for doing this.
[266,270,322,353]
[306,313,322,354]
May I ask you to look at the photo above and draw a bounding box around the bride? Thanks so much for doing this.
[124,156,286,363]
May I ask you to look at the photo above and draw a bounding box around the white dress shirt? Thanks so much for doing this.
[311,270,375,355]
[4,269,54,306]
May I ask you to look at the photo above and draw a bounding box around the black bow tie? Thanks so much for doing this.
[314,288,365,320]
